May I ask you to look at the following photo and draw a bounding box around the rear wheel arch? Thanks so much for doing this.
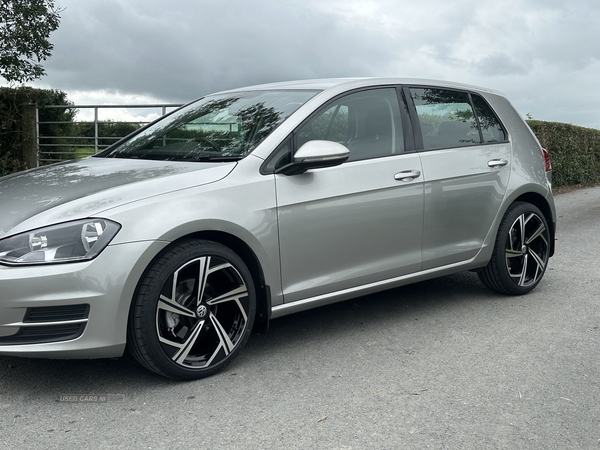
[512,192,555,257]
[479,201,551,295]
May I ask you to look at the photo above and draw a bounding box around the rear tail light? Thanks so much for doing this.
[542,147,552,172]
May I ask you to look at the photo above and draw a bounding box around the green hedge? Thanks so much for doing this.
[0,86,75,176]
[527,120,600,189]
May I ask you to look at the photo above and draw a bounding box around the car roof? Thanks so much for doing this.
[219,77,507,97]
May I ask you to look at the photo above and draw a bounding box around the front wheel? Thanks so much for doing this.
[479,202,550,295]
[128,240,256,379]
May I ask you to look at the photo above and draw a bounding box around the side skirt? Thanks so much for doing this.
[271,257,484,319]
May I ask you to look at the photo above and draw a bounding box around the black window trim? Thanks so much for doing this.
[260,134,293,175]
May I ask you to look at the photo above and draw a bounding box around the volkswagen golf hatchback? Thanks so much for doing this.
[0,78,556,379]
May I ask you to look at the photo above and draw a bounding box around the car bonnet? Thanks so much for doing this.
[0,157,236,238]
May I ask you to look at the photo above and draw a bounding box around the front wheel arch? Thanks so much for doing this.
[185,231,271,333]
[131,230,271,336]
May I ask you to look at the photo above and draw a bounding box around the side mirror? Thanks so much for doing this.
[276,140,350,175]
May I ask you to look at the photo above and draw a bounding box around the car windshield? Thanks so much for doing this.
[97,89,319,162]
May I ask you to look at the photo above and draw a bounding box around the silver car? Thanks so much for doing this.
[0,78,556,379]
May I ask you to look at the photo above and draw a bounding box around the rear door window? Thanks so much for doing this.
[409,88,481,150]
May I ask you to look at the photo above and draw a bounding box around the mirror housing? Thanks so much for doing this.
[276,140,350,175]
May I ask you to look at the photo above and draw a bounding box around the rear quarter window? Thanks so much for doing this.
[471,94,507,143]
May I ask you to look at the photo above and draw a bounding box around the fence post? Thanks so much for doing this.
[94,107,99,153]
[21,103,38,168]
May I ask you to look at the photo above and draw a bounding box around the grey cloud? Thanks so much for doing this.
[501,0,600,71]
[44,0,395,101]
[24,0,600,129]
[475,52,528,76]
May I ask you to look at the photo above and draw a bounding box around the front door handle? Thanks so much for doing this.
[394,170,421,182]
[488,159,508,168]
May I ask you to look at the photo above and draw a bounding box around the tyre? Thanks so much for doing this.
[128,239,256,379]
[479,202,550,295]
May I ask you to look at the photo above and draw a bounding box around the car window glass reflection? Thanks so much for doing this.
[295,88,404,162]
[411,88,481,150]
[472,94,507,143]
[98,90,319,162]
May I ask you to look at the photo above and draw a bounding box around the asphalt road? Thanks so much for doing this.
[1,186,599,450]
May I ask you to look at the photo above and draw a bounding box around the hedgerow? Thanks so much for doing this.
[0,86,74,176]
[527,120,600,188]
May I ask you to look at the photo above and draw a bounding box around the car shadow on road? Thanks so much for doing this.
[0,271,500,396]
[244,270,497,356]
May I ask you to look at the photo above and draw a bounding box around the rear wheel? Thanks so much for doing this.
[479,202,550,295]
[128,239,256,379]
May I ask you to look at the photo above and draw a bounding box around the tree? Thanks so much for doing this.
[0,0,62,83]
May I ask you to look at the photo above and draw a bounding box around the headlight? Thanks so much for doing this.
[0,219,121,265]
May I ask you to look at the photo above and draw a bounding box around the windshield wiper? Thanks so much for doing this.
[186,155,242,162]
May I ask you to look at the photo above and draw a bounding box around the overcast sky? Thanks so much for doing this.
[13,0,600,128]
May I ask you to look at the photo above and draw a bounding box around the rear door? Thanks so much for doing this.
[406,87,511,270]
[273,87,424,303]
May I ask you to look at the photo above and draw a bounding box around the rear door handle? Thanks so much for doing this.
[394,170,421,181]
[488,159,508,168]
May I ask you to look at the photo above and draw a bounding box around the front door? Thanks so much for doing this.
[275,88,425,303]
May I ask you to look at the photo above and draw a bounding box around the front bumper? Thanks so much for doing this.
[0,240,168,358]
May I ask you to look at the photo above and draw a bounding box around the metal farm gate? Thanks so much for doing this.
[35,103,182,166]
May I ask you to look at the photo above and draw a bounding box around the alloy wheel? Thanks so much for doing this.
[155,255,250,369]
[478,202,552,295]
[504,211,550,288]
